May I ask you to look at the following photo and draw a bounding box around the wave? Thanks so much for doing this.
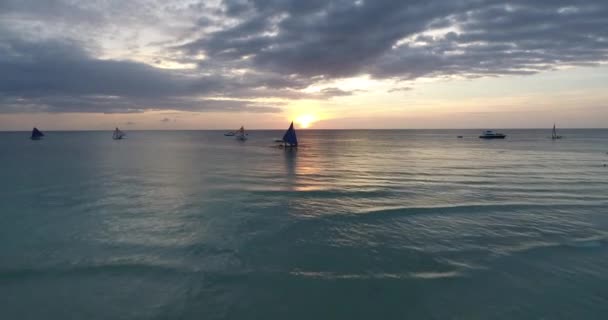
[304,202,608,221]
[289,270,463,280]
[497,234,608,256]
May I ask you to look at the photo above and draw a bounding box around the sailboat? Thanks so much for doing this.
[281,122,298,148]
[552,124,563,140]
[30,127,44,140]
[112,127,126,140]
[235,126,247,141]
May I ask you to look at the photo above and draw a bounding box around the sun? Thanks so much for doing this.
[295,114,316,128]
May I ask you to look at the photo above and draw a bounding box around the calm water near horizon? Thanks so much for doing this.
[1,129,608,319]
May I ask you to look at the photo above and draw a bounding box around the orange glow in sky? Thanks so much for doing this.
[295,115,316,128]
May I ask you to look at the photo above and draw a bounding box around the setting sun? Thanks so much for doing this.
[295,114,316,128]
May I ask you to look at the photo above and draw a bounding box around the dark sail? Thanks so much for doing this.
[282,122,298,147]
[31,127,44,139]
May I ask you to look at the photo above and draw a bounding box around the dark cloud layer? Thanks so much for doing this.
[0,35,286,113]
[190,0,608,79]
[1,0,607,113]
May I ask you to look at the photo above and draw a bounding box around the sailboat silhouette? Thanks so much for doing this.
[282,122,298,148]
[552,124,563,140]
[30,127,44,140]
[113,128,126,140]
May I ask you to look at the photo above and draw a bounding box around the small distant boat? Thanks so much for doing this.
[457,136,463,138]
[30,127,44,140]
[280,121,298,148]
[479,130,506,139]
[112,127,126,140]
[235,126,247,141]
[224,131,235,136]
[551,124,563,140]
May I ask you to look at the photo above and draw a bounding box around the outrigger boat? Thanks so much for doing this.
[112,127,126,140]
[235,126,247,141]
[30,127,44,140]
[551,124,563,140]
[280,122,298,148]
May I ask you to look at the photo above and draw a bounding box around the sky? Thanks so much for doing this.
[0,0,607,130]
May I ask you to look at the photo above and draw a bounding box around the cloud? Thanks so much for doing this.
[185,0,608,80]
[388,87,412,93]
[0,35,285,113]
[1,0,607,114]
[319,87,357,98]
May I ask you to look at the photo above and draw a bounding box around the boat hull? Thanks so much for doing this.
[479,135,506,139]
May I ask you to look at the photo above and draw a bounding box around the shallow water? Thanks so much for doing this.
[1,129,607,319]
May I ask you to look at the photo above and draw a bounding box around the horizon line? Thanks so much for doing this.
[2,127,608,132]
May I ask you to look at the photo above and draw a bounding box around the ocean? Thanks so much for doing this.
[1,129,607,319]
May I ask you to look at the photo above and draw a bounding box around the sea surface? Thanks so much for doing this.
[1,129,608,319]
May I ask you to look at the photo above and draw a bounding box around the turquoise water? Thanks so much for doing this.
[1,129,607,319]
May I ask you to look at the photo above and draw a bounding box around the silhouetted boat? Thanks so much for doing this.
[235,126,247,141]
[281,122,298,148]
[479,130,506,139]
[30,127,44,140]
[112,128,126,140]
[224,131,235,136]
[552,124,563,140]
